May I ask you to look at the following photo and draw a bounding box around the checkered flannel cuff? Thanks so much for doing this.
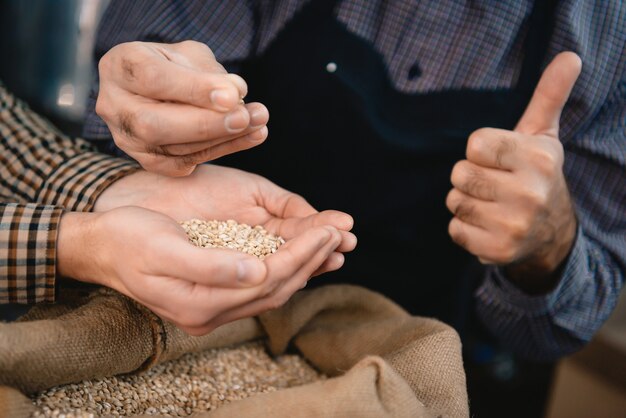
[35,152,140,212]
[0,203,63,304]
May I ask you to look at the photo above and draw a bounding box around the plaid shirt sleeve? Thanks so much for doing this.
[0,82,140,304]
[475,80,626,361]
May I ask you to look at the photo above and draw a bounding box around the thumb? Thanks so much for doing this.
[165,237,267,287]
[515,52,582,137]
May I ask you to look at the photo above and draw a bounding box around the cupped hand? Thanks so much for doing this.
[96,40,269,176]
[95,164,357,275]
[446,52,582,292]
[58,206,342,335]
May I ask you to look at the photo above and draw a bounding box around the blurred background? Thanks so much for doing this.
[0,0,108,136]
[0,1,624,417]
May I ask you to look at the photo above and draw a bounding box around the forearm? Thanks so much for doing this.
[0,82,139,210]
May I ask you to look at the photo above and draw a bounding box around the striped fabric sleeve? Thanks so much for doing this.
[1,82,140,303]
[475,80,626,361]
[0,203,63,304]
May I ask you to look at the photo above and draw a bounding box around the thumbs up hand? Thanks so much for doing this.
[446,52,582,293]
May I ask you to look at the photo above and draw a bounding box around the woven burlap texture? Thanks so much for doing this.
[0,284,468,417]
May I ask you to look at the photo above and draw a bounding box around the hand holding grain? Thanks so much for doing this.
[96,41,269,176]
[446,52,582,293]
[95,164,357,276]
[57,207,342,336]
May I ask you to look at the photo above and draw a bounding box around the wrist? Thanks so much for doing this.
[57,211,105,285]
[93,170,162,212]
[505,215,578,294]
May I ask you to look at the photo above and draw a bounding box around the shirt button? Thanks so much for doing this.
[408,63,422,80]
[326,62,337,73]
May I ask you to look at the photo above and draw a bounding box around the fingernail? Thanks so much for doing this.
[250,107,269,128]
[224,109,248,132]
[248,126,268,142]
[211,89,233,110]
[237,258,264,285]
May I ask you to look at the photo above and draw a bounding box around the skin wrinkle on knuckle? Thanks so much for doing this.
[121,57,137,81]
[131,59,163,94]
[197,113,215,139]
[175,149,208,170]
[117,111,136,140]
[134,109,163,141]
[492,135,516,169]
[454,200,477,224]
[463,164,493,199]
[145,144,173,157]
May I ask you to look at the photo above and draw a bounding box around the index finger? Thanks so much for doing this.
[106,47,242,111]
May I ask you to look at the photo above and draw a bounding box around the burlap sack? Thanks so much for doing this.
[0,285,468,417]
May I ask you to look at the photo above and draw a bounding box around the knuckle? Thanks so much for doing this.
[197,114,215,139]
[450,161,465,185]
[97,53,113,77]
[528,190,548,210]
[182,40,213,55]
[136,62,162,91]
[117,111,137,139]
[496,244,517,264]
[491,136,516,169]
[461,166,492,198]
[506,218,531,240]
[467,130,488,157]
[532,148,559,176]
[448,219,468,248]
[445,189,458,212]
[132,111,157,140]
[94,95,110,119]
[455,201,476,224]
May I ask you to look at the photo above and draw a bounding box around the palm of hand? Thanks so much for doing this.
[141,165,317,239]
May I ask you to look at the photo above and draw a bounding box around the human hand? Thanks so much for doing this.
[446,52,582,293]
[96,40,269,176]
[57,207,342,335]
[94,164,357,275]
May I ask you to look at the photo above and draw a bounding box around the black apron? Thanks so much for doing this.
[222,0,557,329]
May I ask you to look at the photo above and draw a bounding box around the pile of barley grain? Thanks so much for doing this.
[179,219,285,259]
[32,220,322,417]
[32,341,324,417]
